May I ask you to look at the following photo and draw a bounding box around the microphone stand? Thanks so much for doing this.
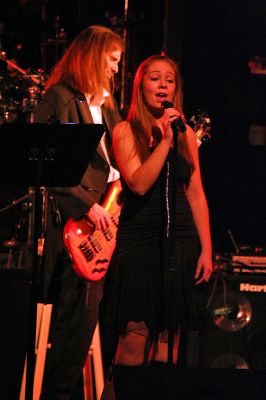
[165,125,177,364]
[165,124,187,365]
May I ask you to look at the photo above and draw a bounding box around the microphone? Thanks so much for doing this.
[161,101,186,133]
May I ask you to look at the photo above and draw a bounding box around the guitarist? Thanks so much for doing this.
[34,25,123,399]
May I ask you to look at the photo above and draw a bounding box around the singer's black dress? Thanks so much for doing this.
[103,153,207,342]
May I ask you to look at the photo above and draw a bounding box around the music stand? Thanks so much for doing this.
[0,122,105,399]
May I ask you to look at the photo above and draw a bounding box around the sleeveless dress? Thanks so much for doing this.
[103,152,207,339]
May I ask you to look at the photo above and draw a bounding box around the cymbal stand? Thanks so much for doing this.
[0,192,32,215]
[40,2,67,71]
[0,51,41,85]
[165,125,180,365]
[0,190,34,269]
[22,86,41,123]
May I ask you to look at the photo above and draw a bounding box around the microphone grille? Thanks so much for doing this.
[161,101,173,110]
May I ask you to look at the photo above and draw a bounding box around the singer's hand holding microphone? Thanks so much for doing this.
[161,101,186,138]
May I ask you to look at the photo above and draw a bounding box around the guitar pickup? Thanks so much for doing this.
[111,216,119,227]
[103,228,113,241]
[79,240,95,261]
[89,238,102,253]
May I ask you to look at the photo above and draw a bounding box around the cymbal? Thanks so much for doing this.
[211,291,252,332]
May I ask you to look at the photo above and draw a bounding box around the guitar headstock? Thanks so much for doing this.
[189,110,212,145]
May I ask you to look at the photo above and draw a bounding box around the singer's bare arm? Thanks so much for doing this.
[185,126,213,283]
[113,120,173,195]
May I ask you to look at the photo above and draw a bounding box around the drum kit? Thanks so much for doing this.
[0,48,45,267]
[0,12,68,125]
[0,22,67,269]
[0,50,47,124]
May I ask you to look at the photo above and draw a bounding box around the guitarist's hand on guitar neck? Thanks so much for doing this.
[87,203,112,230]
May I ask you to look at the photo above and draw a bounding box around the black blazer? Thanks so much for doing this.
[34,84,121,301]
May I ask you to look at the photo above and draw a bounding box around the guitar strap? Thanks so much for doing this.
[61,85,107,164]
[75,94,109,164]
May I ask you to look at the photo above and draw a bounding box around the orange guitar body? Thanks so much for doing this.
[63,179,122,281]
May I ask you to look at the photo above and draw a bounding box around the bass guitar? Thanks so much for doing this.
[63,179,122,281]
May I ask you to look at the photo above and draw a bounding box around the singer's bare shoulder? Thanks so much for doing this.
[113,121,135,144]
[113,120,132,137]
[113,121,136,156]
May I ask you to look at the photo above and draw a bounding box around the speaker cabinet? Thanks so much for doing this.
[199,273,266,369]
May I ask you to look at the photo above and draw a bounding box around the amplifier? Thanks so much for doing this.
[199,273,266,370]
[232,255,266,266]
[214,253,266,274]
[231,255,266,274]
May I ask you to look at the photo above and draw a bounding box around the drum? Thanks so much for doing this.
[0,69,48,123]
[0,100,20,124]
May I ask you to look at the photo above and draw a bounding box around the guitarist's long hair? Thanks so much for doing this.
[44,25,123,109]
[127,55,194,168]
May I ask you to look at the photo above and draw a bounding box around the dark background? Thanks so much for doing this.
[0,2,265,399]
[0,0,265,254]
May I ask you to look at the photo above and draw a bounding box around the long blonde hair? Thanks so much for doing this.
[45,25,123,109]
[127,54,193,166]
